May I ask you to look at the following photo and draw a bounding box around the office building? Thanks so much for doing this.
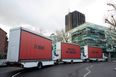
[65,11,85,32]
[67,22,116,58]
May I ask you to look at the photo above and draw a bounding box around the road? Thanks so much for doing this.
[0,66,23,77]
[0,62,116,77]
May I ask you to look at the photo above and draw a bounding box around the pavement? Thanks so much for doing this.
[0,62,116,77]
[0,67,23,77]
[84,62,116,77]
[0,59,7,66]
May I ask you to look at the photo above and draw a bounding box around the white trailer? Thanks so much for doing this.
[7,27,54,68]
[53,42,83,63]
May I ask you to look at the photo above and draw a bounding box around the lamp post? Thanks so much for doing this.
[108,51,111,62]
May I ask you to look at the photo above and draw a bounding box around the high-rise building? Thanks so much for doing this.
[65,11,85,32]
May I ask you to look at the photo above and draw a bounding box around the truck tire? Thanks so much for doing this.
[20,64,24,68]
[71,60,74,64]
[55,59,60,65]
[37,62,42,69]
[85,59,89,62]
[87,59,90,62]
[95,59,98,62]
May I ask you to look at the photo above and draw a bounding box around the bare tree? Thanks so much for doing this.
[105,3,116,30]
[55,29,69,42]
[105,2,116,61]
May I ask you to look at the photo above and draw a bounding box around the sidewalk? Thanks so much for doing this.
[0,59,7,67]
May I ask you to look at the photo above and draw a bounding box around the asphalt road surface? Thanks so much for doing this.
[0,66,23,77]
[0,62,116,77]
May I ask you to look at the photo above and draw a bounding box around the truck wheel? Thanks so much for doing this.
[20,64,24,68]
[71,60,73,64]
[85,59,89,62]
[37,62,42,69]
[96,59,98,62]
[54,59,59,65]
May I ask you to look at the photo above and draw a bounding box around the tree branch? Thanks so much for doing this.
[107,3,116,10]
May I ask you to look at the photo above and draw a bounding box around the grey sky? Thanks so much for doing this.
[0,0,110,36]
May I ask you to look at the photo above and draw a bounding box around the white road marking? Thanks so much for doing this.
[84,65,93,77]
[12,72,21,77]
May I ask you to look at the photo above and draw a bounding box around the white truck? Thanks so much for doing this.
[82,45,107,62]
[7,27,54,68]
[53,42,83,64]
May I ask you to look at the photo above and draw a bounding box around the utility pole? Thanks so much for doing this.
[105,30,113,62]
[108,52,111,62]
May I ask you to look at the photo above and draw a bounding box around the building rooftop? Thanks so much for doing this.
[0,28,7,34]
[67,22,108,33]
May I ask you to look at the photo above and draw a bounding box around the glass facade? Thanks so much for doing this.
[71,27,106,52]
[67,22,116,56]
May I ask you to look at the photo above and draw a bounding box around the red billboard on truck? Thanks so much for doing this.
[7,27,54,67]
[61,43,81,59]
[19,30,52,61]
[88,46,103,58]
